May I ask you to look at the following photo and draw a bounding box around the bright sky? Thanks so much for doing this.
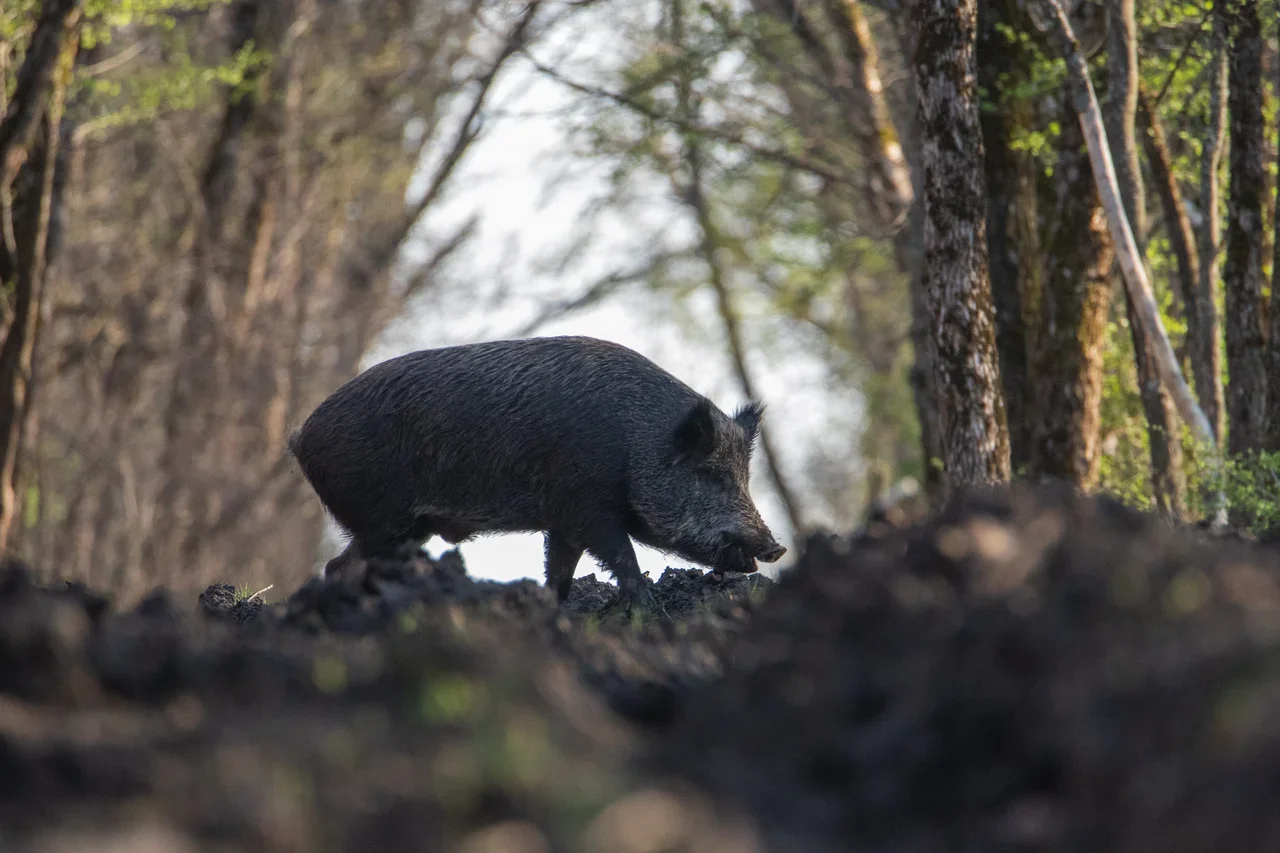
[319,3,866,586]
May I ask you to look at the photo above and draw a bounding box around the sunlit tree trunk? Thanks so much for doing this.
[907,0,1011,488]
[1105,0,1185,517]
[1199,16,1229,442]
[1030,115,1113,487]
[1138,91,1204,422]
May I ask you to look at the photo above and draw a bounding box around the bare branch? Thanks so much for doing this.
[382,1,545,266]
[525,55,852,185]
[511,253,684,337]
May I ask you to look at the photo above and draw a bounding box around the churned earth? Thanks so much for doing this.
[3,484,1280,852]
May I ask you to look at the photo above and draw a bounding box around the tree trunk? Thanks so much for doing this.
[1199,14,1229,442]
[1031,115,1114,486]
[905,243,946,497]
[1137,90,1203,393]
[977,0,1035,474]
[1030,0,1217,453]
[1105,0,1185,518]
[907,0,1011,488]
[0,0,80,554]
[1222,0,1268,454]
[1125,292,1186,514]
[1266,14,1280,448]
[820,0,915,223]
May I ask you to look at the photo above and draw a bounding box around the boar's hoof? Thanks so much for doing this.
[617,577,657,613]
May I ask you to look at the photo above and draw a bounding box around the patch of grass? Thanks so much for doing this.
[234,582,275,604]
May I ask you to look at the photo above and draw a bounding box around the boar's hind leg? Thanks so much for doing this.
[340,515,435,571]
[544,532,583,602]
[583,529,654,610]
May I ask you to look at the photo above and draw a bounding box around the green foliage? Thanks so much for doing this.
[1207,451,1280,533]
[5,0,261,137]
[76,39,269,134]
[1097,305,1157,512]
[1091,0,1280,526]
[82,0,231,48]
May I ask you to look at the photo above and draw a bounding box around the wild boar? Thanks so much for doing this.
[288,335,786,607]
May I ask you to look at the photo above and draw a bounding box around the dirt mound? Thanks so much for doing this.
[0,552,768,852]
[658,483,1280,852]
[5,486,1280,851]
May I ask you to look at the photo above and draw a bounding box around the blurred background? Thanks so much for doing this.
[1,0,1262,601]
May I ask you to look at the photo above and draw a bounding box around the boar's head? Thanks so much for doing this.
[633,397,786,575]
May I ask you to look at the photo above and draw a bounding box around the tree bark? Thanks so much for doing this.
[1266,12,1280,448]
[1031,116,1114,486]
[977,0,1037,474]
[1105,0,1185,518]
[1030,0,1217,453]
[1137,90,1201,378]
[0,5,78,552]
[1221,0,1268,454]
[907,0,1011,488]
[1198,14,1229,442]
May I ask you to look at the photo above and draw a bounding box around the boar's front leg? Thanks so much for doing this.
[544,531,583,602]
[584,528,655,611]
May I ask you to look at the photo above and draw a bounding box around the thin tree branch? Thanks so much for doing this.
[511,254,684,337]
[525,55,852,185]
[1152,2,1212,107]
[387,0,544,260]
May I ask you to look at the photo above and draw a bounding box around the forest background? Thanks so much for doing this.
[2,0,1276,598]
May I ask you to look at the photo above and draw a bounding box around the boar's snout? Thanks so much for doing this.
[714,529,786,575]
[756,541,786,563]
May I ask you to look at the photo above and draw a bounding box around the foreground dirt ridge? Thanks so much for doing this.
[5,484,1280,852]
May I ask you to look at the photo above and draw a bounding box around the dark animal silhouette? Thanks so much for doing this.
[289,335,786,607]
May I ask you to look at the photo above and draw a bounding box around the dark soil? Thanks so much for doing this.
[4,484,1280,851]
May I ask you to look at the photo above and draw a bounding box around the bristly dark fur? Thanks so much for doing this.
[289,336,785,605]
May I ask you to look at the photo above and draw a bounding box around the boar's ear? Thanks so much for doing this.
[733,401,764,446]
[674,398,718,458]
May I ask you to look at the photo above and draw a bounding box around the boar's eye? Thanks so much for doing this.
[703,469,735,490]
